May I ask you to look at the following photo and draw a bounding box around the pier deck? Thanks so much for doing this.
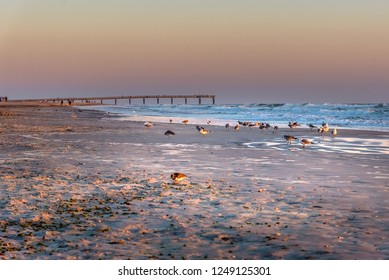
[7,94,216,105]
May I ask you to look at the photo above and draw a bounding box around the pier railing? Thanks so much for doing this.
[8,94,216,105]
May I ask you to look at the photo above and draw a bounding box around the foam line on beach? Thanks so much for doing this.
[242,137,389,155]
[316,138,389,155]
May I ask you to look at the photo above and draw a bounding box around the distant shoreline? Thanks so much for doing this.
[0,101,105,107]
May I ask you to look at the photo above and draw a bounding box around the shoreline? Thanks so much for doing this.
[1,105,388,259]
[2,101,387,132]
[75,104,389,133]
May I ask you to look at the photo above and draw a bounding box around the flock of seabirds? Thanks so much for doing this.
[141,118,338,184]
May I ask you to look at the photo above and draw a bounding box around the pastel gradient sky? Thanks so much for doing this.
[1,0,388,103]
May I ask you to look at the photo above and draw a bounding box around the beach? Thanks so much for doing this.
[0,105,388,259]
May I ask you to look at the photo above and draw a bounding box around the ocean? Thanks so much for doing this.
[81,103,389,131]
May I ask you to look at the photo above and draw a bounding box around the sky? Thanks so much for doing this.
[0,0,388,104]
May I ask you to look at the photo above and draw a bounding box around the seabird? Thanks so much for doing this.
[225,123,230,130]
[300,139,314,148]
[288,121,301,129]
[234,124,240,131]
[284,135,298,144]
[171,172,187,183]
[199,128,210,135]
[195,125,204,132]
[331,128,338,137]
[248,123,257,130]
[182,119,189,125]
[318,125,329,134]
[307,124,317,129]
[259,123,266,130]
[164,130,175,138]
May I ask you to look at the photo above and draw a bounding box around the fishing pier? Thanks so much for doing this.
[8,94,216,105]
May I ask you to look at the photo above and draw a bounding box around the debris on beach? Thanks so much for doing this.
[0,111,14,116]
[144,121,153,128]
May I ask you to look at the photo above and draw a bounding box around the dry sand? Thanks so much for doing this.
[0,105,388,259]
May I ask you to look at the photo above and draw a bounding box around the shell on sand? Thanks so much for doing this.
[144,121,153,128]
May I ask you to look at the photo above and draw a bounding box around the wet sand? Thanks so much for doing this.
[0,105,388,259]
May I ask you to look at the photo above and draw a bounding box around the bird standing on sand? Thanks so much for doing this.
[225,123,230,130]
[331,128,337,137]
[171,172,187,183]
[195,125,210,135]
[199,128,210,135]
[318,125,329,134]
[288,121,301,129]
[307,124,317,130]
[234,124,240,131]
[284,135,298,144]
[300,139,314,148]
[164,130,175,138]
[249,123,257,130]
[195,125,204,132]
[182,119,189,125]
[259,123,268,130]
